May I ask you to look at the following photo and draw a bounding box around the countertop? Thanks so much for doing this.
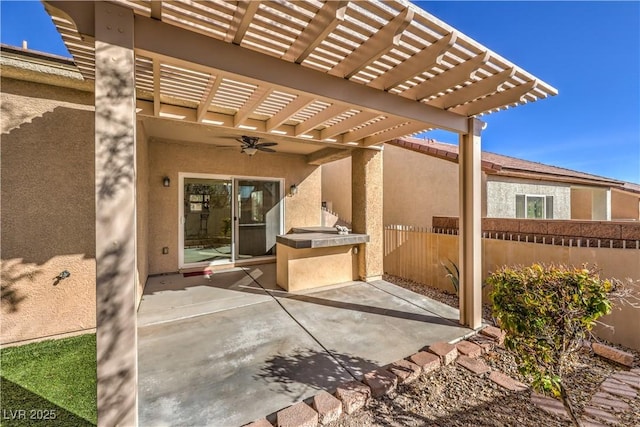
[276,228,369,249]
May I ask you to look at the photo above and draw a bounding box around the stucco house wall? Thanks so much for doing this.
[1,78,324,343]
[383,144,462,228]
[321,157,352,224]
[136,123,150,304]
[485,176,571,219]
[1,77,97,344]
[571,187,593,220]
[612,189,640,221]
[148,138,321,275]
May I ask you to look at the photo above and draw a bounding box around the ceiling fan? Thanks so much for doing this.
[236,135,278,156]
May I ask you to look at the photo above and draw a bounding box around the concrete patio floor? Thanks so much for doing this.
[137,263,471,427]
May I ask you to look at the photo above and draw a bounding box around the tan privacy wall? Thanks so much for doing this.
[384,227,640,350]
[148,138,321,275]
[1,78,96,344]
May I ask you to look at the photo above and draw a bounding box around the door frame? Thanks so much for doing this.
[178,172,285,269]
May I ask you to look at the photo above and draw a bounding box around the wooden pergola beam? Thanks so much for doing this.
[153,58,161,116]
[342,117,407,143]
[306,147,352,165]
[197,74,223,123]
[319,111,380,140]
[283,1,348,64]
[450,80,536,116]
[266,95,315,132]
[361,121,427,146]
[429,67,515,110]
[369,32,457,90]
[401,52,489,101]
[330,8,414,79]
[233,86,273,127]
[294,104,350,136]
[150,1,161,20]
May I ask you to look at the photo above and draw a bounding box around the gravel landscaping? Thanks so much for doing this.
[325,276,640,427]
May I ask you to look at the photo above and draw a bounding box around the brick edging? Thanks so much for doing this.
[244,325,507,427]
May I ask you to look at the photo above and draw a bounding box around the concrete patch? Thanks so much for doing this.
[138,266,472,426]
[138,300,351,427]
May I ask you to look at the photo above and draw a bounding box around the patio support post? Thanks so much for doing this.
[352,148,384,281]
[94,2,138,426]
[458,118,483,329]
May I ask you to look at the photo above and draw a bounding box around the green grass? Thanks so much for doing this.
[1,334,97,426]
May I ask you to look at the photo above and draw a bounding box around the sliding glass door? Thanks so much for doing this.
[236,180,281,259]
[181,177,233,267]
[179,174,282,268]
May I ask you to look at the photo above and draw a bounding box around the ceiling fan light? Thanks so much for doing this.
[244,147,258,156]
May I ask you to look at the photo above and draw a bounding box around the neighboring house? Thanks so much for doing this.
[322,138,640,228]
[2,1,559,423]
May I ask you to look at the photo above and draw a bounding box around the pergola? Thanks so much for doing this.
[43,1,556,425]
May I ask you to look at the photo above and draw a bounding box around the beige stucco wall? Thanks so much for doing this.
[384,228,640,350]
[1,77,96,344]
[321,157,352,223]
[612,189,640,221]
[136,122,150,304]
[276,244,357,291]
[383,144,461,228]
[147,138,321,275]
[571,187,593,220]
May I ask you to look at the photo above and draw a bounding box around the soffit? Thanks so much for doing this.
[44,0,557,149]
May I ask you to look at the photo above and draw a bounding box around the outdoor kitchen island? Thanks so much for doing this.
[276,227,369,292]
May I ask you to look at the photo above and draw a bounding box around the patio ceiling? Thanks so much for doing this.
[44,0,557,152]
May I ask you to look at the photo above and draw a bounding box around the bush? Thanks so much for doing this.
[488,264,613,425]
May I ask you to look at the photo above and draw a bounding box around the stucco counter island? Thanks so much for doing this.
[276,227,369,291]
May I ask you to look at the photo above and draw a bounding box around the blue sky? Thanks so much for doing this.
[1,1,639,184]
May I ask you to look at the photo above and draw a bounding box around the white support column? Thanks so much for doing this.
[458,118,483,329]
[591,188,612,221]
[94,2,138,426]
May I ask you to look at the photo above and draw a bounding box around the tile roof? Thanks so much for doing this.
[390,137,639,194]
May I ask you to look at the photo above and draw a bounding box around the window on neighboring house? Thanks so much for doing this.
[516,195,554,219]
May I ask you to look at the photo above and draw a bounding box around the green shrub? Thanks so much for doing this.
[441,259,459,295]
[488,264,613,425]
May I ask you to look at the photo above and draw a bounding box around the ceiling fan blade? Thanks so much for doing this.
[256,147,276,153]
[256,142,278,147]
